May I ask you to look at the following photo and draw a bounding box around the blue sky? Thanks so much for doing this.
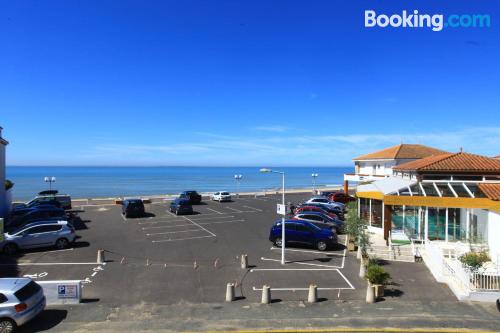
[1,0,499,166]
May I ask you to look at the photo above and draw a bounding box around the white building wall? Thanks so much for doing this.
[487,211,500,264]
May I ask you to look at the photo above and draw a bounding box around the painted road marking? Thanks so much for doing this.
[183,216,216,237]
[152,235,214,243]
[252,286,354,291]
[7,262,103,266]
[260,257,341,269]
[198,219,244,225]
[225,206,243,213]
[189,215,235,221]
[243,205,263,212]
[206,208,224,214]
[251,268,337,272]
[270,247,344,257]
[143,223,194,230]
[23,248,74,255]
[146,229,206,236]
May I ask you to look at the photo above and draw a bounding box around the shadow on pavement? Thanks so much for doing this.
[19,309,67,332]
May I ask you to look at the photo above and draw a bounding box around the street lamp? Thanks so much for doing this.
[311,173,319,194]
[260,168,286,265]
[44,176,56,191]
[234,174,243,198]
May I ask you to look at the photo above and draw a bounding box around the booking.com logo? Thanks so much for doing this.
[365,10,491,32]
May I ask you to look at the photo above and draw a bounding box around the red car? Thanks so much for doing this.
[328,192,356,204]
[294,205,338,219]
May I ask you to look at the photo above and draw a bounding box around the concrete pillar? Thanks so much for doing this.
[307,284,318,303]
[225,283,235,302]
[261,285,271,304]
[366,283,375,303]
[359,260,366,278]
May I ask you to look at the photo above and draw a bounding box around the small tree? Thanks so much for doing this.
[5,180,13,191]
[358,227,372,259]
[459,251,490,273]
[345,201,363,241]
[365,264,391,285]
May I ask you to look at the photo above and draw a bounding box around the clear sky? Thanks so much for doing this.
[1,0,499,166]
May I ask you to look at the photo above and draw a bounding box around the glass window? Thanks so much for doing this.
[447,208,464,242]
[427,208,446,241]
[371,200,383,228]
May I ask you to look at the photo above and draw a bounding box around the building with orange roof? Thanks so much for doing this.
[355,149,500,302]
[344,144,447,187]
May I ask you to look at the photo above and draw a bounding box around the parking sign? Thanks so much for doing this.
[276,204,286,216]
[57,284,78,299]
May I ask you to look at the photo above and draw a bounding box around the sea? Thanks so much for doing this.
[6,166,353,201]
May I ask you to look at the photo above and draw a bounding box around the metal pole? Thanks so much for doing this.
[281,172,285,265]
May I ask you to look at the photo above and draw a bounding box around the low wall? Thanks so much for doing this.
[37,280,82,305]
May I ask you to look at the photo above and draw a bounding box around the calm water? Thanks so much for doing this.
[6,166,352,200]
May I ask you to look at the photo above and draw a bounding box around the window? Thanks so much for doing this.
[0,293,7,303]
[284,223,296,231]
[27,225,60,234]
[296,224,311,232]
[14,281,41,302]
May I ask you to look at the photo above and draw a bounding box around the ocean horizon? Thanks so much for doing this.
[6,166,353,201]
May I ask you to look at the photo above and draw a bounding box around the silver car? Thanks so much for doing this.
[1,221,76,255]
[0,278,46,332]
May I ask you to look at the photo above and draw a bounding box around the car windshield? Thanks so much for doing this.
[221,192,229,195]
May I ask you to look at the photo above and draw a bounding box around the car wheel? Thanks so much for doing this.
[55,238,69,250]
[317,241,327,251]
[274,237,283,247]
[3,243,17,255]
[0,318,16,333]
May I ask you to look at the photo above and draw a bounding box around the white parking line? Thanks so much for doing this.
[189,215,235,221]
[138,218,185,225]
[250,268,337,272]
[183,216,216,237]
[152,235,214,243]
[252,286,354,291]
[23,248,74,255]
[146,229,206,236]
[199,219,244,225]
[243,205,263,212]
[206,208,224,214]
[337,268,355,289]
[269,247,344,257]
[225,206,243,213]
[260,257,341,269]
[120,214,127,222]
[142,223,193,230]
[9,262,102,266]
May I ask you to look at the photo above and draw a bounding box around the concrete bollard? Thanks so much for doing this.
[240,254,248,269]
[97,249,105,264]
[356,246,362,260]
[366,283,375,303]
[307,284,318,303]
[226,283,235,302]
[261,285,271,304]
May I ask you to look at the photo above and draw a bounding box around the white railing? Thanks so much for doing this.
[425,241,500,292]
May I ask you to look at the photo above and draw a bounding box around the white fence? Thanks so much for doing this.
[425,241,500,293]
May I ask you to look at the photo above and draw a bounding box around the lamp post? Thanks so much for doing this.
[260,168,286,265]
[234,174,242,198]
[44,176,56,191]
[311,173,318,195]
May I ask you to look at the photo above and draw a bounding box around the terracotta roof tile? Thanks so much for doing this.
[393,152,500,173]
[478,183,500,201]
[353,144,447,161]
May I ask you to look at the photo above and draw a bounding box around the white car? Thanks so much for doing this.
[305,197,345,210]
[211,191,232,202]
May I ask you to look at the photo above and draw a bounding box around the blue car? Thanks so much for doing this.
[269,219,337,251]
[169,198,193,215]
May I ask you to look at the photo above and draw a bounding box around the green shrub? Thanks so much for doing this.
[5,180,13,191]
[459,251,490,272]
[365,264,391,285]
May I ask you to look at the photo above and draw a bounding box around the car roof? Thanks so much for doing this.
[0,278,32,292]
[11,220,67,231]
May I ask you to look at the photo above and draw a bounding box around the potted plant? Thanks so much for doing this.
[365,264,391,298]
[459,251,489,273]
[4,180,13,214]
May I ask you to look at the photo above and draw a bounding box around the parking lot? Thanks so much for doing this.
[1,193,368,305]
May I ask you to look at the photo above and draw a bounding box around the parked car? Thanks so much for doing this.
[170,198,193,215]
[16,191,72,210]
[179,191,202,204]
[11,198,61,213]
[293,211,344,233]
[0,278,46,332]
[305,197,345,210]
[211,191,231,202]
[1,220,76,255]
[327,192,355,204]
[269,219,337,251]
[294,205,338,219]
[10,203,62,218]
[319,191,337,197]
[299,203,344,220]
[5,206,66,232]
[122,199,145,218]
